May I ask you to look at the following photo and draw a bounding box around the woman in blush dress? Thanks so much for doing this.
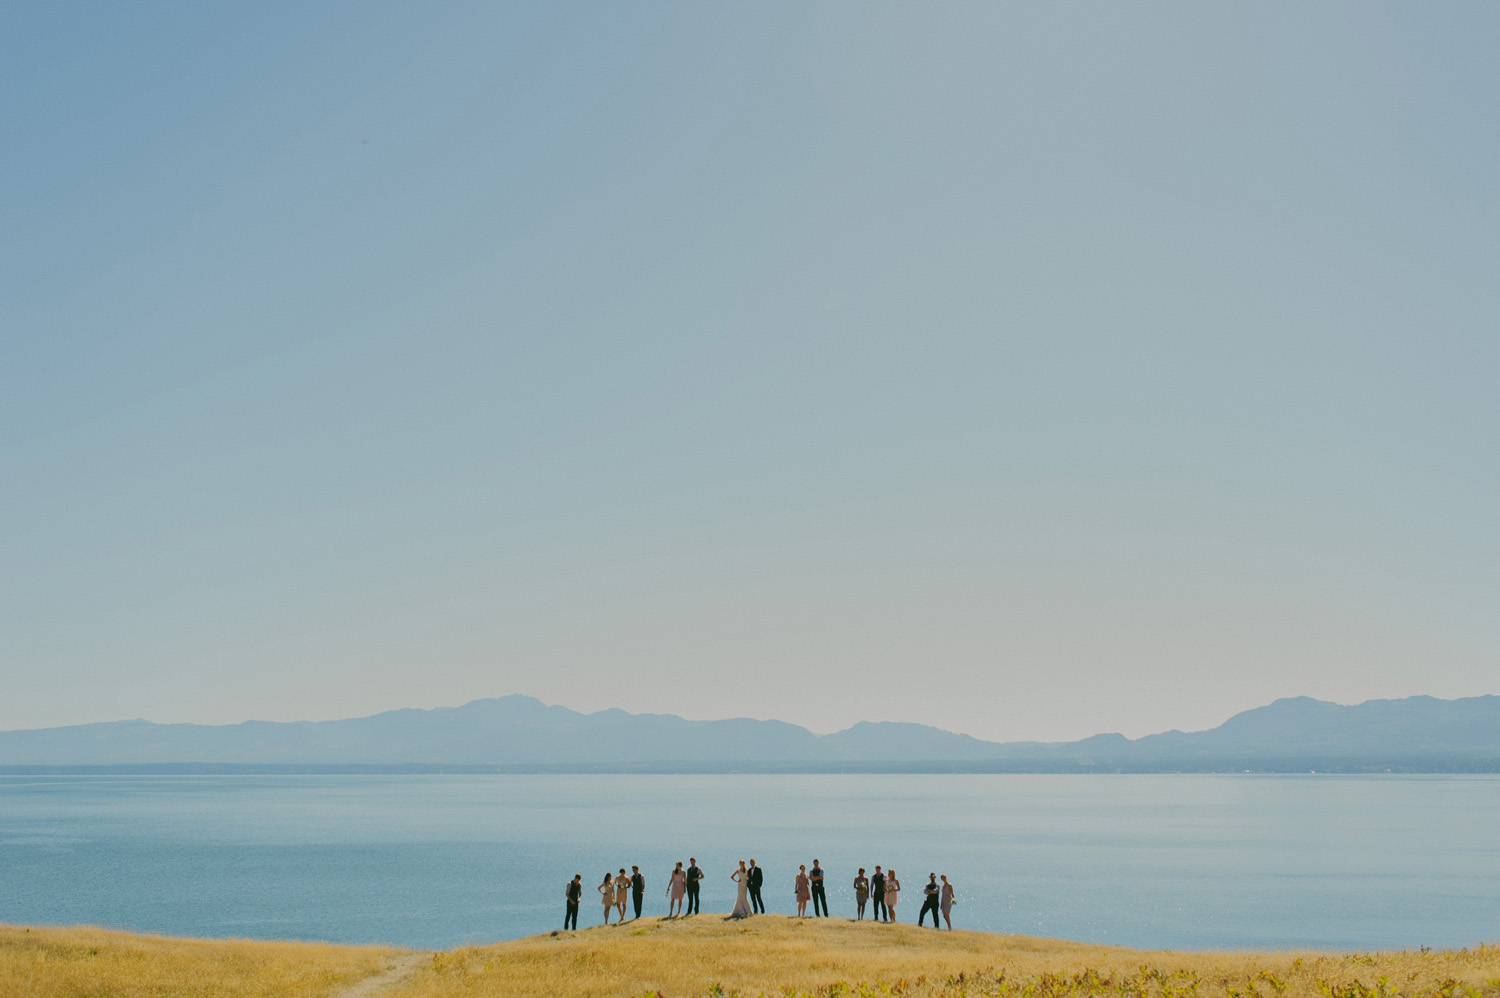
[884,869,900,922]
[599,873,615,925]
[729,860,753,918]
[794,864,811,917]
[668,861,687,917]
[853,868,870,920]
[615,868,631,921]
[939,874,955,929]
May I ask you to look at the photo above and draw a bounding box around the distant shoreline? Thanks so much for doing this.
[7,694,1499,775]
[4,760,1499,775]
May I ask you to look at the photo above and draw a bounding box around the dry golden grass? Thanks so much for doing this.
[382,915,1500,998]
[7,918,1498,998]
[0,923,401,998]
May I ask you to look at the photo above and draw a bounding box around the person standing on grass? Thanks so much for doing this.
[686,858,703,915]
[940,874,955,929]
[615,868,630,921]
[748,858,765,914]
[795,864,811,917]
[810,859,828,916]
[871,866,887,922]
[884,869,901,922]
[730,860,753,918]
[631,865,646,920]
[853,868,870,920]
[599,872,615,925]
[919,873,941,927]
[565,874,582,930]
[668,861,687,917]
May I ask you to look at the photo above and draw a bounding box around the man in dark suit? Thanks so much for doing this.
[810,859,827,916]
[747,858,765,914]
[919,873,941,927]
[871,865,887,922]
[631,865,645,920]
[686,858,702,915]
[564,873,582,930]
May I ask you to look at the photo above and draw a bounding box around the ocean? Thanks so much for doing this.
[1,773,1496,951]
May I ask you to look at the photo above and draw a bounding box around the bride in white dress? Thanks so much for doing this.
[729,860,753,917]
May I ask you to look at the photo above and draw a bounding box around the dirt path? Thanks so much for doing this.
[332,952,428,998]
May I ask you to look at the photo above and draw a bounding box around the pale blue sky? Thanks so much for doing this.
[3,2,1496,742]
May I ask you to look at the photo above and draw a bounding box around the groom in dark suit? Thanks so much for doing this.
[685,858,702,915]
[747,858,765,914]
[810,859,827,916]
[871,866,887,922]
[564,873,582,930]
[631,865,645,919]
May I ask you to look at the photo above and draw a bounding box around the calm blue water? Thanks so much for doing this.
[1,774,1496,951]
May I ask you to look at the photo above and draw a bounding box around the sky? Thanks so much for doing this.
[3,2,1497,744]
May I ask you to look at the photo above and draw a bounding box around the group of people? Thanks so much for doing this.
[850,865,957,928]
[563,859,957,930]
[565,865,652,928]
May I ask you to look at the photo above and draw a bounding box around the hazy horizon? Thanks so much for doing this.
[5,3,1497,744]
[8,689,1494,748]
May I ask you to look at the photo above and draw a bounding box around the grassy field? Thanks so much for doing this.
[0,924,398,998]
[387,915,1500,998]
[5,917,1498,998]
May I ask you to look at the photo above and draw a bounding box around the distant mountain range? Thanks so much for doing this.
[2,694,1497,773]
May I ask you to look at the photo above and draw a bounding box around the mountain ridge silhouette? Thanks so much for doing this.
[3,693,1498,771]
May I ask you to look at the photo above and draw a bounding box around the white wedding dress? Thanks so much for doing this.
[730,868,753,917]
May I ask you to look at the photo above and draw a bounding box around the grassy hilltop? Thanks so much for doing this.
[395,916,1500,998]
[0,924,397,998]
[4,916,1499,998]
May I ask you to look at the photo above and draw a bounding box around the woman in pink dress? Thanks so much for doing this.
[598,872,615,925]
[884,869,901,922]
[668,861,687,917]
[794,864,811,917]
[614,867,630,921]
